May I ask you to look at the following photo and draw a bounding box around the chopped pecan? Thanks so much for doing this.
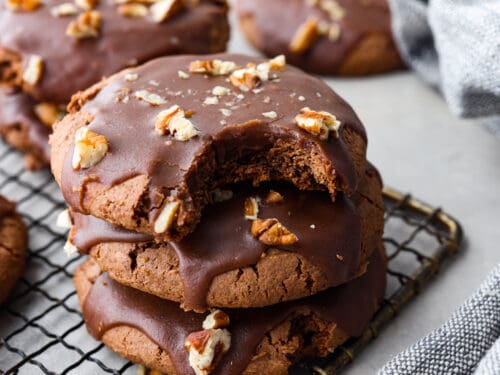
[71,127,109,170]
[6,0,41,12]
[251,218,298,246]
[155,105,199,141]
[265,190,284,204]
[118,3,148,17]
[34,103,63,126]
[22,55,44,86]
[150,0,183,23]
[75,0,98,10]
[289,17,319,54]
[189,59,237,76]
[153,200,180,234]
[294,107,341,140]
[202,310,230,330]
[66,11,102,39]
[185,328,231,375]
[244,197,259,220]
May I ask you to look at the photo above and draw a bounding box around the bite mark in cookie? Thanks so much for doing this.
[51,54,367,240]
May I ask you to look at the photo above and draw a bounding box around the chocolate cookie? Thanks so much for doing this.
[51,53,368,241]
[237,0,404,76]
[75,244,386,375]
[0,0,229,168]
[0,195,28,304]
[71,165,383,311]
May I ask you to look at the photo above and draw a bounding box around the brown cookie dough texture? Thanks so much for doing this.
[0,0,229,169]
[237,0,405,76]
[76,165,383,311]
[0,195,28,304]
[74,244,386,375]
[51,53,368,242]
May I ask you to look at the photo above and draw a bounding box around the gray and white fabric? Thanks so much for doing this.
[379,264,500,375]
[388,0,500,134]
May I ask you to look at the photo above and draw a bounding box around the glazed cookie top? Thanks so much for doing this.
[51,53,367,240]
[237,0,398,74]
[81,246,386,375]
[0,0,228,104]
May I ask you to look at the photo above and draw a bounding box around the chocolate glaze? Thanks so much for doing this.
[0,87,50,162]
[71,210,153,249]
[237,0,395,74]
[0,0,228,104]
[82,248,386,375]
[60,54,366,238]
[73,181,362,311]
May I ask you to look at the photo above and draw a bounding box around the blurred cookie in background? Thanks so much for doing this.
[0,195,27,304]
[0,0,229,169]
[237,0,404,76]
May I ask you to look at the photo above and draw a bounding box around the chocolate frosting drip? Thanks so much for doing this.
[61,54,366,227]
[71,210,153,250]
[0,0,228,104]
[237,0,393,74]
[0,87,50,161]
[73,182,362,310]
[83,248,386,375]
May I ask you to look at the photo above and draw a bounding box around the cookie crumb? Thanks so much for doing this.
[212,86,230,96]
[56,209,72,228]
[220,108,232,117]
[203,96,219,106]
[124,73,139,82]
[51,3,78,17]
[134,89,166,105]
[262,111,277,119]
[178,70,190,79]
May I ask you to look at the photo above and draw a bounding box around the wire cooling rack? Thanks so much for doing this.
[0,143,463,375]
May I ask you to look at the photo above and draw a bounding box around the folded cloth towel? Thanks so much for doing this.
[379,264,500,375]
[388,0,500,132]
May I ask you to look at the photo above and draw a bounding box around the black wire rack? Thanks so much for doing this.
[0,143,463,375]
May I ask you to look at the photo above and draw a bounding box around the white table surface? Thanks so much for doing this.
[227,8,500,374]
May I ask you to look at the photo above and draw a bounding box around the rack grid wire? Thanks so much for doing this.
[0,143,463,375]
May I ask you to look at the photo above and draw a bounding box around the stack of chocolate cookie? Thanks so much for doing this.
[52,53,386,374]
[0,0,229,169]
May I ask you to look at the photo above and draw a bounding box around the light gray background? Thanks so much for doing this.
[227,7,500,374]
